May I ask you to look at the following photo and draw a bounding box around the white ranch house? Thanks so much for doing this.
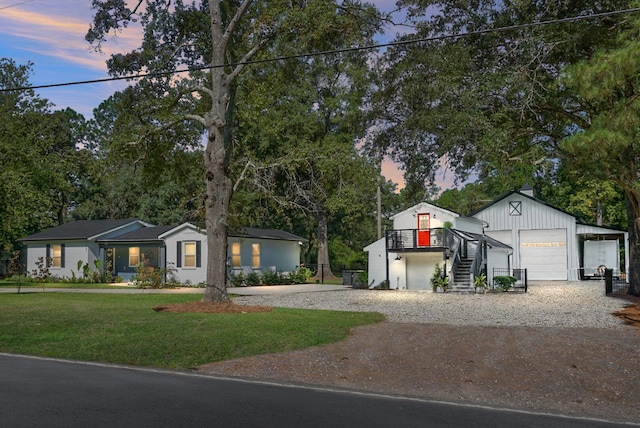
[20,220,306,284]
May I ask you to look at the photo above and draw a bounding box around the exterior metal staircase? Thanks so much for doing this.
[449,254,476,293]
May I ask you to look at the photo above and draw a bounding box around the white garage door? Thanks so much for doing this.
[520,229,567,280]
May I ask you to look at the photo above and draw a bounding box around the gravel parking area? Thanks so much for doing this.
[233,281,630,328]
[201,281,640,424]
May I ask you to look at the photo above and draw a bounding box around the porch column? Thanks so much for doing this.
[385,230,390,289]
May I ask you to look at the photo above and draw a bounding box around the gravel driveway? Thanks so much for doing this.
[232,281,629,328]
[199,282,640,424]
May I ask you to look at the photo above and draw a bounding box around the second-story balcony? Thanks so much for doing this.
[386,228,456,252]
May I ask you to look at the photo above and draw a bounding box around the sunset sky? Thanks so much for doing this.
[0,0,448,190]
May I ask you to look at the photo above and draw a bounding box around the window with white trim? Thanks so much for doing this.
[231,242,241,267]
[184,242,196,268]
[51,244,62,268]
[129,247,140,267]
[251,243,260,268]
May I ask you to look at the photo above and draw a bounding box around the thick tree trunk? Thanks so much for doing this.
[314,207,337,280]
[202,0,231,303]
[625,190,640,296]
[202,127,231,303]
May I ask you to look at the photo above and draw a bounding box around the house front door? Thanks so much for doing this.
[417,213,430,247]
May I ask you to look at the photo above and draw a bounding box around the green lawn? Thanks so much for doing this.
[0,293,384,369]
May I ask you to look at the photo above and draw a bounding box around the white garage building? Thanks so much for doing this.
[471,186,628,281]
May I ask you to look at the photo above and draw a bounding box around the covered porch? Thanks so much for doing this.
[97,242,166,282]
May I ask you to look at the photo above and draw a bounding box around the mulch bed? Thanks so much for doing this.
[610,287,640,329]
[152,301,272,314]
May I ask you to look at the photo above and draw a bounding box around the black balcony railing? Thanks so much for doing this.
[385,228,456,251]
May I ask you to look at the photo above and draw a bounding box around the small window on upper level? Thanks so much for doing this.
[509,201,522,216]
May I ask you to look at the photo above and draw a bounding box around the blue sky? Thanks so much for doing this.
[0,0,405,116]
[0,0,426,189]
[0,0,142,116]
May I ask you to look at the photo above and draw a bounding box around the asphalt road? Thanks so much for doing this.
[0,354,632,428]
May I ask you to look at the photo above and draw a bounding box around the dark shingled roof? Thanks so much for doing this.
[21,220,308,244]
[229,227,308,242]
[19,219,144,241]
[102,225,175,242]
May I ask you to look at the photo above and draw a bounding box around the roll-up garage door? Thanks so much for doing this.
[520,229,567,280]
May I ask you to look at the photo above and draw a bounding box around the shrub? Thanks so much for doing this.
[493,275,517,291]
[132,263,177,289]
[30,257,52,282]
[289,266,312,284]
[353,270,368,288]
[229,272,246,287]
[474,274,487,288]
[261,270,280,285]
[245,272,261,286]
[430,263,449,291]
[278,272,293,285]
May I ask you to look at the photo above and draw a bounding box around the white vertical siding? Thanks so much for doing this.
[473,194,580,280]
[364,238,386,287]
[453,217,484,234]
[392,202,459,230]
[486,248,510,285]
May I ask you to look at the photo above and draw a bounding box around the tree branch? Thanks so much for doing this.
[184,114,206,127]
[226,39,269,83]
[190,85,215,101]
[223,0,255,47]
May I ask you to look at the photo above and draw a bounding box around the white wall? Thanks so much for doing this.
[25,241,94,279]
[163,227,207,285]
[453,217,484,234]
[474,193,580,281]
[486,248,510,285]
[364,238,386,288]
[392,202,458,230]
[25,244,46,275]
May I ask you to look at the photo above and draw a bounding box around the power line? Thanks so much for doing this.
[2,6,640,93]
[0,0,35,11]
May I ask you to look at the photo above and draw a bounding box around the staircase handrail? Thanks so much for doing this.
[443,228,462,281]
[469,237,488,278]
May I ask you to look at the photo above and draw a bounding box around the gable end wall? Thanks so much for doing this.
[473,194,579,280]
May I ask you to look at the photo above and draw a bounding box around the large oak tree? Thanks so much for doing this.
[87,0,383,301]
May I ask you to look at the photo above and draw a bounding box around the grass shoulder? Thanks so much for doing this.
[0,281,135,290]
[0,293,384,369]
